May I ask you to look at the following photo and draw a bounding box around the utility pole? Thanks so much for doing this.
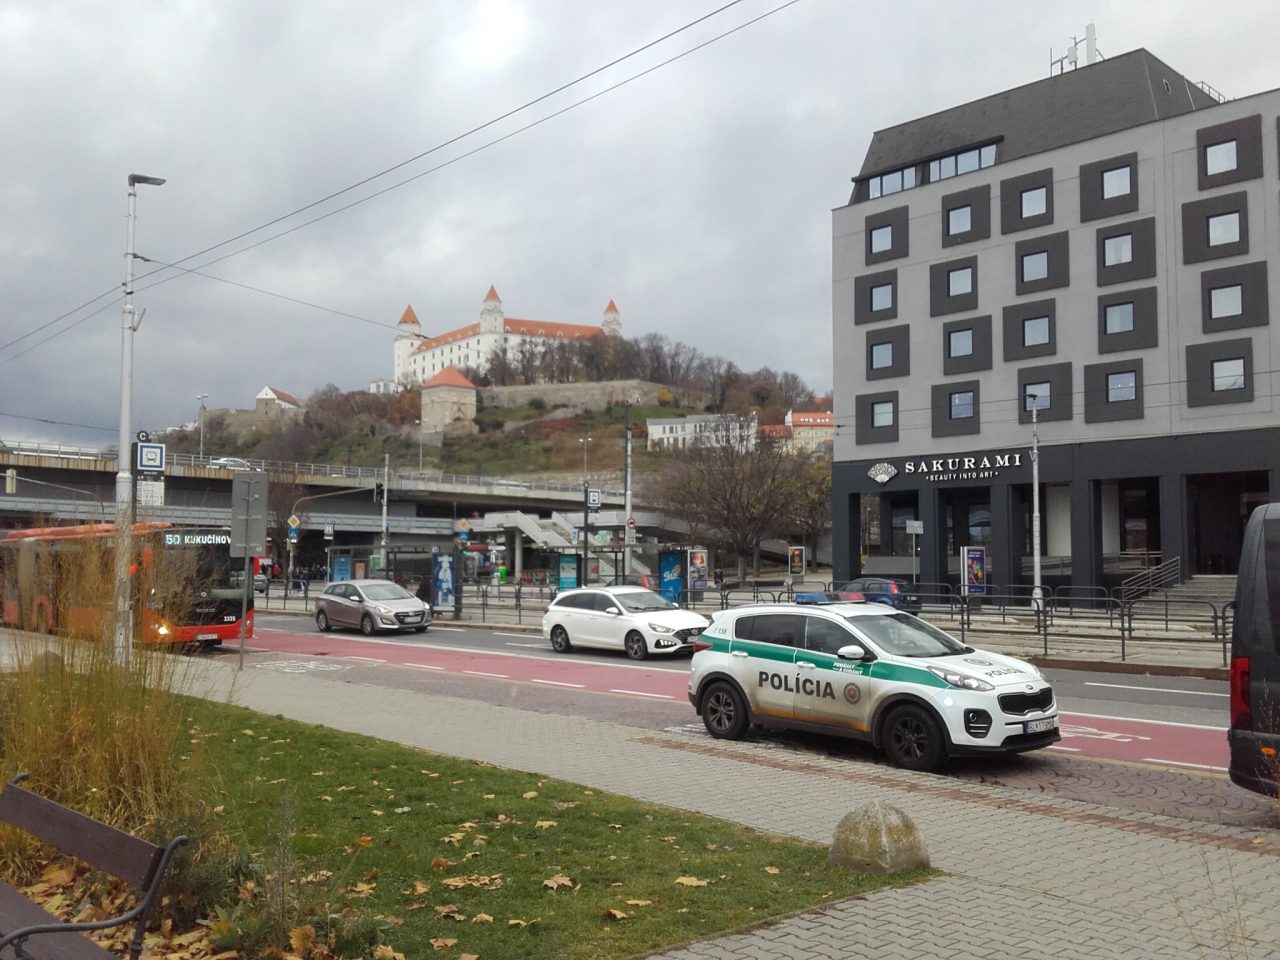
[1028,394,1043,613]
[380,452,390,575]
[579,436,591,586]
[623,404,633,576]
[196,393,208,459]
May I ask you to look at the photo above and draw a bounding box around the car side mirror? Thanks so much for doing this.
[604,606,621,616]
[836,643,868,661]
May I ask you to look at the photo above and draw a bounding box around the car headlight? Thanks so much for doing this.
[374,605,392,614]
[648,622,674,634]
[1024,662,1044,680]
[927,665,994,692]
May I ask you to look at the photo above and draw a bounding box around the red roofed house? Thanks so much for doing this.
[419,366,479,444]
[785,409,834,455]
[393,287,622,387]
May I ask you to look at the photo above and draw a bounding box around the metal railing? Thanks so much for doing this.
[1119,555,1182,602]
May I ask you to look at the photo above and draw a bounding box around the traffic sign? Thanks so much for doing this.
[287,513,301,530]
[323,523,334,540]
[626,516,635,529]
[587,488,602,509]
[287,527,299,541]
[136,442,165,473]
[624,529,636,546]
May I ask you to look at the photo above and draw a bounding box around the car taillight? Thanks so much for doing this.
[1230,655,1252,731]
[691,640,712,653]
[889,582,900,594]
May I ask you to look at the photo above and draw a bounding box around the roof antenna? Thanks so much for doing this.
[1050,23,1101,76]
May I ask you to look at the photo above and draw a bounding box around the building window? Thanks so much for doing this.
[867,165,917,199]
[948,266,973,296]
[1101,166,1131,199]
[1205,140,1238,177]
[1208,212,1241,247]
[928,144,997,182]
[872,400,894,427]
[1021,251,1048,283]
[1023,315,1050,347]
[870,225,892,253]
[947,205,971,236]
[1107,371,1137,403]
[1209,284,1244,320]
[1104,301,1135,334]
[1212,357,1246,392]
[1103,234,1133,266]
[1021,186,1047,218]
[1024,381,1051,412]
[948,328,973,358]
[949,390,975,420]
[870,341,893,369]
[870,283,893,311]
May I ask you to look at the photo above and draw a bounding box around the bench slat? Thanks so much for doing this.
[0,883,116,960]
[0,784,161,890]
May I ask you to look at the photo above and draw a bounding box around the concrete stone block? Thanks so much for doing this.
[829,801,929,874]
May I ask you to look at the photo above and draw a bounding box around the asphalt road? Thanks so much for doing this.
[239,614,1272,830]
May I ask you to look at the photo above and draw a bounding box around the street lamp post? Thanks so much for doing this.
[112,173,165,665]
[196,393,208,459]
[414,419,423,471]
[1027,394,1043,614]
[579,437,591,585]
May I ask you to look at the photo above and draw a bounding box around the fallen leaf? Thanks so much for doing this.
[535,820,556,830]
[431,856,455,870]
[348,880,377,897]
[507,918,541,928]
[764,866,781,875]
[288,925,317,954]
[674,876,708,887]
[318,795,333,802]
[625,899,653,907]
[433,904,466,921]
[394,806,411,814]
[429,938,458,950]
[371,809,385,817]
[472,913,494,924]
[661,836,677,843]
[241,729,254,736]
[553,801,578,810]
[373,946,404,960]
[608,824,622,831]
[460,955,479,960]
[406,880,431,895]
[483,793,495,799]
[353,836,374,847]
[522,791,538,799]
[602,908,628,921]
[542,874,574,890]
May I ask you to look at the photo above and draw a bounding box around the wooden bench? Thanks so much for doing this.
[0,774,188,960]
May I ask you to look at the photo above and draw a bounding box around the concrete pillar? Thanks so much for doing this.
[919,487,942,586]
[1159,473,1189,579]
[832,484,859,581]
[1070,479,1102,592]
[990,482,1014,592]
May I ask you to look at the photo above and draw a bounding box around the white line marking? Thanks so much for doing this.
[1064,711,1228,732]
[1047,745,1081,752]
[345,656,386,663]
[531,679,585,688]
[495,632,537,639]
[1084,682,1228,698]
[505,642,545,648]
[464,670,509,679]
[428,626,466,632]
[405,662,444,670]
[609,689,675,700]
[421,642,689,673]
[1141,758,1228,772]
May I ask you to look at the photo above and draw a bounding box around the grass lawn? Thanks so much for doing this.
[189,698,928,959]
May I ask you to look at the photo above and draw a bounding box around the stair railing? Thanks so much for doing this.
[1119,555,1182,603]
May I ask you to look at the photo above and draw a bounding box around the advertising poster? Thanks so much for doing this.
[962,546,987,596]
[688,548,709,590]
[558,554,579,590]
[432,552,457,610]
[788,546,806,577]
[658,550,684,603]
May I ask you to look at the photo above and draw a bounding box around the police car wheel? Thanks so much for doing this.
[549,625,572,653]
[624,632,649,660]
[702,682,749,740]
[883,704,945,772]
[315,610,331,632]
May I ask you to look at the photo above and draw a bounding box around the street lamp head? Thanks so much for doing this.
[128,174,166,187]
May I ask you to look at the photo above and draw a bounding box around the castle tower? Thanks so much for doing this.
[394,305,423,383]
[479,285,504,335]
[601,299,622,337]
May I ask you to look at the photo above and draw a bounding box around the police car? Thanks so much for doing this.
[688,601,1059,771]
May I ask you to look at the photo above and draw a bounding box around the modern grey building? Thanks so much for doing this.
[831,50,1280,593]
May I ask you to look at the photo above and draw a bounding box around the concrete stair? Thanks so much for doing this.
[1127,573,1237,620]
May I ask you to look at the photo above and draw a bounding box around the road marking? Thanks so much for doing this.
[345,656,386,663]
[1065,711,1228,732]
[405,662,444,670]
[1084,682,1228,698]
[505,642,545,648]
[1142,758,1228,773]
[609,689,675,700]
[495,632,536,639]
[428,626,466,632]
[531,679,585,688]
[421,642,689,673]
[464,670,509,679]
[1046,745,1081,752]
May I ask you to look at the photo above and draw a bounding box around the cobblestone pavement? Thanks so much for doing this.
[178,654,1280,960]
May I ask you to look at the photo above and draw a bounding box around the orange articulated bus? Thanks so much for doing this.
[0,522,253,648]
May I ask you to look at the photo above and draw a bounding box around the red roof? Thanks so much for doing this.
[398,305,420,326]
[423,367,478,390]
[792,412,833,427]
[267,387,301,407]
[758,424,792,439]
[484,286,501,302]
[413,323,482,354]
[604,299,619,314]
[502,318,604,339]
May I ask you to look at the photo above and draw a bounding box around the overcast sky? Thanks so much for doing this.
[4,0,1279,448]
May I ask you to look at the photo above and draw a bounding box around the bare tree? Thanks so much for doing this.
[785,453,832,570]
[515,339,542,384]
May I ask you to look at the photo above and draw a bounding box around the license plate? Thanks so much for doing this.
[196,633,218,641]
[1025,717,1058,734]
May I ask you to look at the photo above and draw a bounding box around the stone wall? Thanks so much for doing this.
[484,379,707,411]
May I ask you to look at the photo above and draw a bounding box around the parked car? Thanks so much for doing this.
[688,601,1058,771]
[828,576,922,613]
[208,457,254,471]
[1229,503,1280,797]
[542,585,708,659]
[315,579,431,635]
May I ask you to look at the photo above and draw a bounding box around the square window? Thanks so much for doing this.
[947,205,971,236]
[1205,140,1238,176]
[1102,166,1131,199]
[1024,382,1051,412]
[1104,302,1135,334]
[1212,357,1245,392]
[1021,251,1048,282]
[1210,284,1243,319]
[948,266,973,296]
[980,144,997,167]
[1104,234,1133,266]
[872,401,894,427]
[949,390,974,420]
[881,170,902,195]
[1107,371,1137,403]
[870,283,894,311]
[1021,186,1047,218]
[948,328,973,358]
[870,342,893,369]
[957,150,980,175]
[1022,315,1050,347]
[1208,212,1240,247]
[870,224,892,253]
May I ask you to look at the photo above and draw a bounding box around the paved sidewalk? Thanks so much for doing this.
[181,654,1279,960]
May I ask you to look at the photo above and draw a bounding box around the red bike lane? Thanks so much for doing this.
[247,628,1228,773]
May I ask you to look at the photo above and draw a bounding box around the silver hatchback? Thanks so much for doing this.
[314,579,431,635]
